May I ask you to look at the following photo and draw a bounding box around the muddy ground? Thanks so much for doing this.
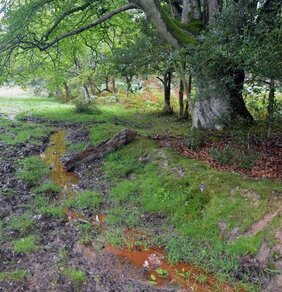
[1,117,281,292]
[0,119,175,292]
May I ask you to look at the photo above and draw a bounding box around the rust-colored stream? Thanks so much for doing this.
[42,130,243,291]
[106,240,239,291]
[41,130,78,197]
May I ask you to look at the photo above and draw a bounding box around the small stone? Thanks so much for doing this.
[33,214,43,220]
[199,182,207,192]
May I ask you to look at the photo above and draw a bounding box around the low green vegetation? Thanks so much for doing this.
[14,235,37,253]
[34,180,61,195]
[209,147,259,169]
[102,136,281,281]
[17,156,50,186]
[0,270,28,282]
[65,190,102,210]
[0,116,51,145]
[62,268,87,285]
[8,213,34,235]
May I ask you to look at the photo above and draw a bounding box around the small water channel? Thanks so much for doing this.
[41,130,243,291]
[41,129,78,197]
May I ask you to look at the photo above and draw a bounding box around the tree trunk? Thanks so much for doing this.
[179,79,184,119]
[105,77,110,92]
[163,70,173,114]
[112,78,117,94]
[63,82,72,100]
[83,84,91,103]
[88,79,99,95]
[184,74,192,119]
[228,69,254,122]
[133,0,253,129]
[126,76,133,97]
[192,69,254,129]
[266,78,275,140]
[64,129,137,171]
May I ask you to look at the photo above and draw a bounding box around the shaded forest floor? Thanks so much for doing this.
[0,92,282,291]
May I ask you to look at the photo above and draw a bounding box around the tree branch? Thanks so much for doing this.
[39,3,140,51]
[42,1,93,41]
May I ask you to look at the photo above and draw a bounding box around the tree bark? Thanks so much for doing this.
[63,82,72,100]
[267,77,275,140]
[228,69,254,122]
[64,129,137,171]
[126,76,133,97]
[179,79,184,119]
[163,70,173,114]
[184,74,192,119]
[83,84,91,102]
[112,78,117,94]
[192,68,254,129]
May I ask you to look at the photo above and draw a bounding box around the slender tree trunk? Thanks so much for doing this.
[126,76,132,97]
[179,79,184,119]
[63,82,71,100]
[267,78,275,140]
[184,74,192,119]
[88,79,98,95]
[83,84,91,103]
[105,77,110,92]
[112,78,117,94]
[163,70,173,114]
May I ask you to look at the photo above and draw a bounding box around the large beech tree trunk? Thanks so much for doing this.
[64,129,137,171]
[192,69,254,129]
[132,0,254,129]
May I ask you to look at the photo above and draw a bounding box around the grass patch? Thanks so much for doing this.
[0,270,27,282]
[62,268,87,285]
[17,156,50,186]
[14,235,37,253]
[34,180,61,195]
[33,196,65,218]
[8,213,34,236]
[67,142,88,153]
[89,123,125,144]
[65,190,102,210]
[0,118,51,145]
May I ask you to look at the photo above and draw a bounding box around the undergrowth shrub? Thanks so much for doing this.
[184,129,206,150]
[74,100,100,115]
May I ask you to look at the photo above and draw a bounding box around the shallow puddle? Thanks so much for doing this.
[41,130,78,197]
[106,244,238,291]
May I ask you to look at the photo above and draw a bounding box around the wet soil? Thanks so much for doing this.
[1,117,280,291]
[0,120,171,292]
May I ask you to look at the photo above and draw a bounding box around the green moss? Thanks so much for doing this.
[160,9,197,45]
